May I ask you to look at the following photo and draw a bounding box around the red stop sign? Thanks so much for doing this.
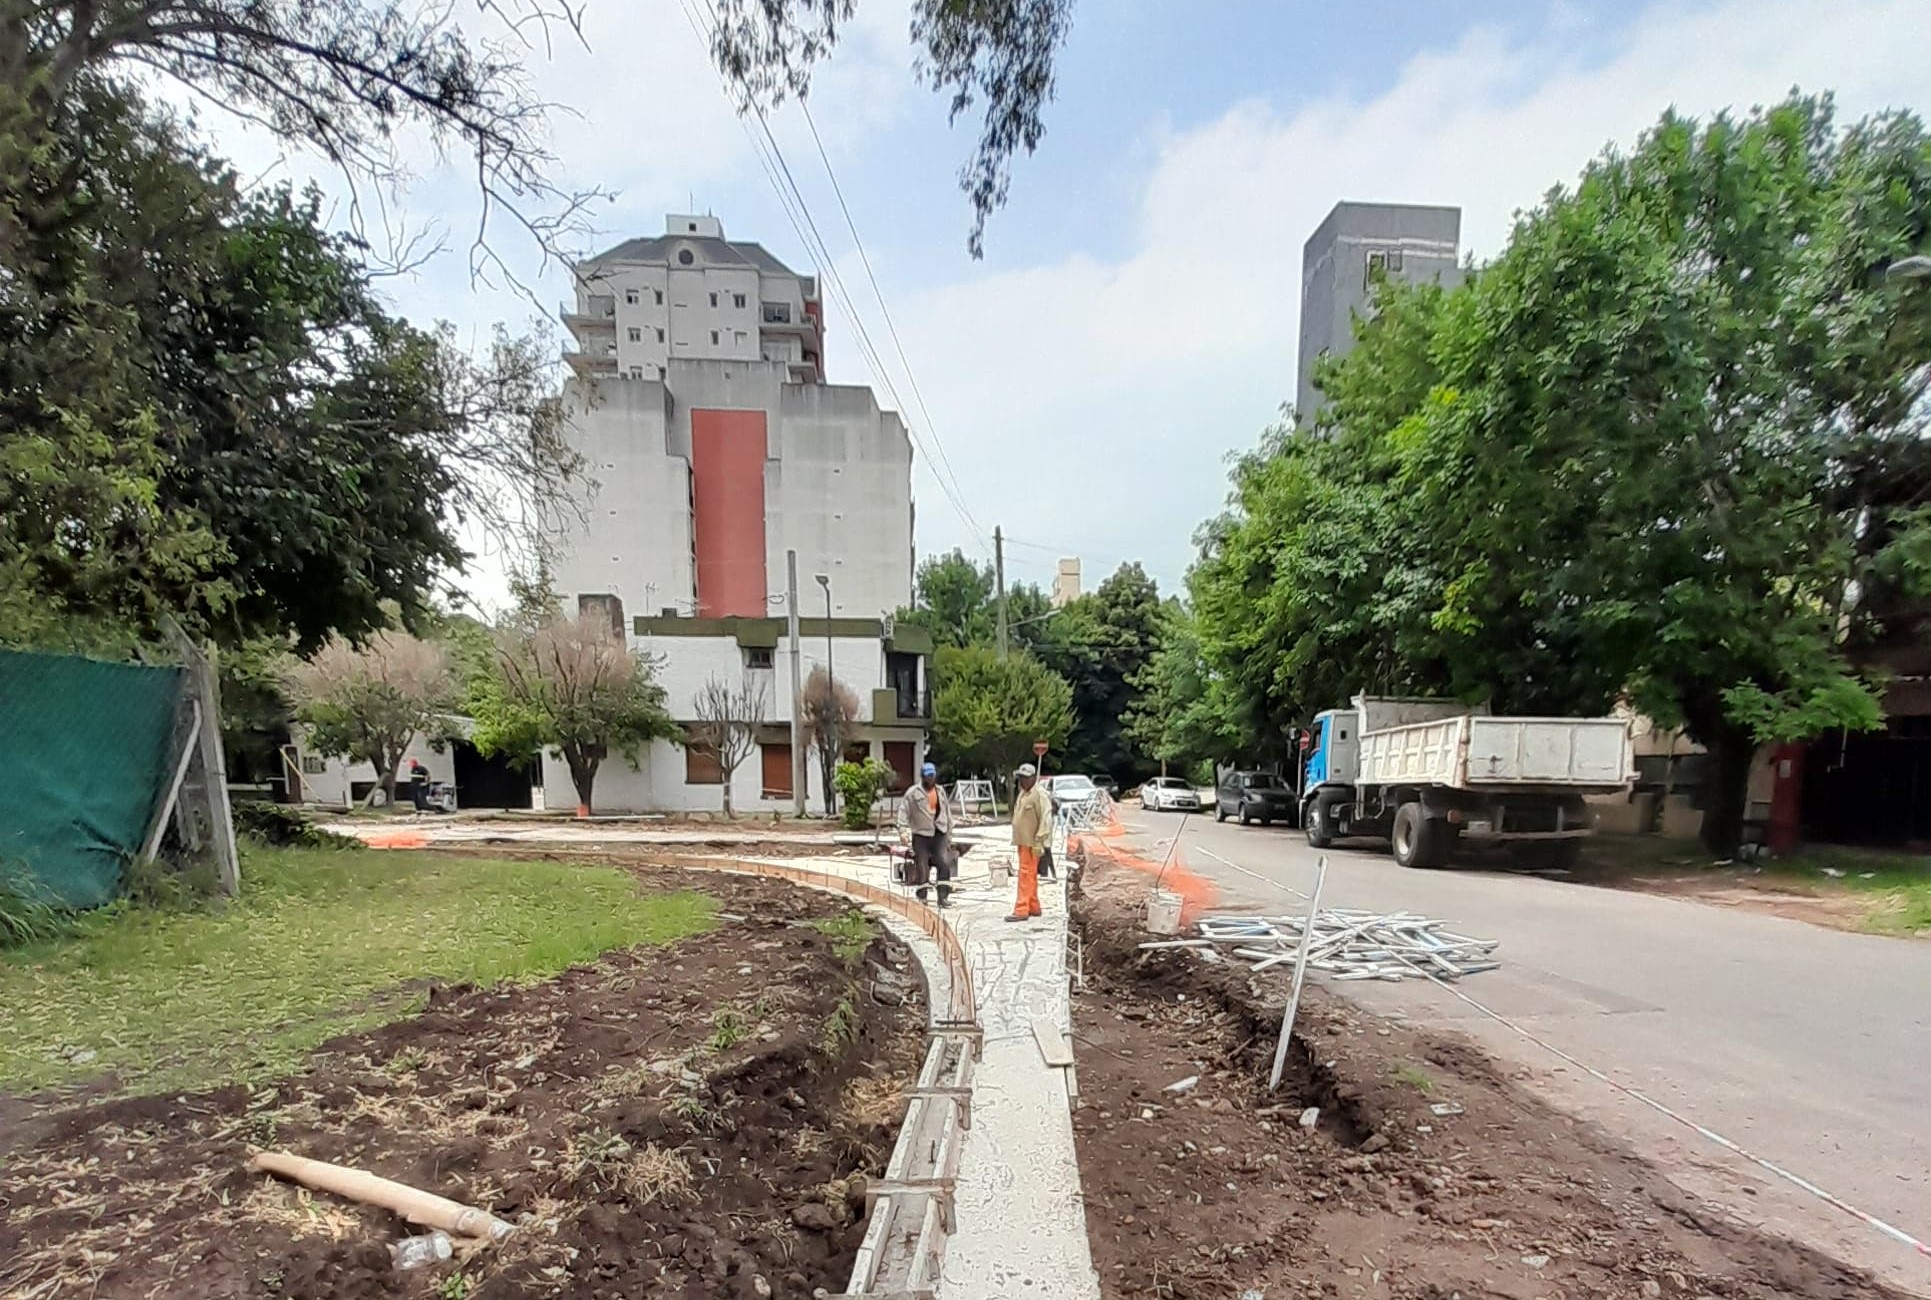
[1032,740,1049,757]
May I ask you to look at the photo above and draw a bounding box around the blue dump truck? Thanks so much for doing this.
[1300,696,1633,869]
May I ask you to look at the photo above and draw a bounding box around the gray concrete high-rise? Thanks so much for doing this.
[1296,202,1463,424]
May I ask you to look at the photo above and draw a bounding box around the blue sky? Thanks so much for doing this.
[194,0,1931,608]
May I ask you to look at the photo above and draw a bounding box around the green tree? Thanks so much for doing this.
[930,643,1073,781]
[1029,562,1165,783]
[470,614,679,815]
[1194,95,1931,853]
[1124,602,1244,774]
[0,83,573,650]
[898,549,998,649]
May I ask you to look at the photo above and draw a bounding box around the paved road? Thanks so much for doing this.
[1117,808,1931,1294]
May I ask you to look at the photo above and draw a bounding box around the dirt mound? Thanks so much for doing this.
[1069,872,1901,1300]
[0,869,926,1300]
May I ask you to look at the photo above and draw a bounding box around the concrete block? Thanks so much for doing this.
[1659,794,1703,841]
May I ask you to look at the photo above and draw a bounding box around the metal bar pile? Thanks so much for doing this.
[1142,910,1500,982]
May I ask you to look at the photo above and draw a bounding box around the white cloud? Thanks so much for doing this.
[889,0,1931,593]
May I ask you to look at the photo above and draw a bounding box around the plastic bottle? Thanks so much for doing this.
[390,1231,454,1270]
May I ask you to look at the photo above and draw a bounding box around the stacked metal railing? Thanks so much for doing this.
[1144,910,1500,982]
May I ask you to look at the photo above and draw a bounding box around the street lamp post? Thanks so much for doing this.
[815,574,833,688]
[814,574,834,817]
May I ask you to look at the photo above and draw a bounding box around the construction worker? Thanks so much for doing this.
[1006,763,1052,922]
[901,762,954,907]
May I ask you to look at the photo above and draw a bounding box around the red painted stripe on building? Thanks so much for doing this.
[690,409,768,617]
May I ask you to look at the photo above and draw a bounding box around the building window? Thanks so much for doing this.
[733,293,747,309]
[1364,248,1406,290]
[709,292,719,308]
[654,289,664,305]
[629,366,644,378]
[762,302,791,324]
[302,755,326,775]
[678,249,694,266]
[743,646,774,670]
[710,330,720,345]
[656,327,665,343]
[627,327,641,342]
[624,289,639,305]
[685,744,723,785]
[734,330,747,346]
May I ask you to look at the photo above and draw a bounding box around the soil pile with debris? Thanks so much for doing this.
[1,869,925,1299]
[1069,870,1903,1300]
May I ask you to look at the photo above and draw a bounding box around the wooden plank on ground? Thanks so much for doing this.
[1031,1015,1073,1068]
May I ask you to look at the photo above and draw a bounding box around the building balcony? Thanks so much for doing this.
[564,348,618,376]
[872,687,931,723]
[561,295,617,334]
[760,304,820,336]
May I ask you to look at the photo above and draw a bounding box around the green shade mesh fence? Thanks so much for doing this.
[0,649,184,907]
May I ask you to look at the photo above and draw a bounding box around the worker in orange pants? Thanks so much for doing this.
[1007,763,1051,921]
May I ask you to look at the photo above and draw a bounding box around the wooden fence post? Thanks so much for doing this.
[165,623,240,895]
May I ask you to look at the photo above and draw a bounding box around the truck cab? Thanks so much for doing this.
[1303,708,1359,790]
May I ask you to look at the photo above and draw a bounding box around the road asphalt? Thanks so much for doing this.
[1117,807,1931,1295]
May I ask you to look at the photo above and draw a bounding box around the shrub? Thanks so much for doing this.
[233,800,365,850]
[833,759,896,831]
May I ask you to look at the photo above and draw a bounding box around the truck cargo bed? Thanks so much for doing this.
[1359,714,1631,791]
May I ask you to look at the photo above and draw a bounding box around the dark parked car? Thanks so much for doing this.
[1215,771,1297,826]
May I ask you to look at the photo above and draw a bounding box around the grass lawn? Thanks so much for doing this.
[1583,834,1931,935]
[0,847,715,1096]
[1764,848,1931,934]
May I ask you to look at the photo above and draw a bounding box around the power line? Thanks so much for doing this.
[796,99,976,524]
[677,0,991,556]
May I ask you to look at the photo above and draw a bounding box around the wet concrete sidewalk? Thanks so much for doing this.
[936,835,1103,1298]
[741,833,1104,1297]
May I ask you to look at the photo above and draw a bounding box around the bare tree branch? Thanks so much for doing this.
[705,0,1074,258]
[1,0,601,288]
[691,671,769,818]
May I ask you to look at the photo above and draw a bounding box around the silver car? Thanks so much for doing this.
[1139,776,1202,812]
[1042,773,1104,814]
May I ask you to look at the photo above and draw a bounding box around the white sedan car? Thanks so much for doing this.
[1139,776,1203,812]
[1042,773,1106,815]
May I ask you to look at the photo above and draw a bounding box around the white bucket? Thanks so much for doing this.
[987,860,1012,887]
[1146,891,1183,936]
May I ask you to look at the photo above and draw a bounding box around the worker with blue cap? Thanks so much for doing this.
[900,759,954,906]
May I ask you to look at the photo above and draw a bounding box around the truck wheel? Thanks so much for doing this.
[1391,802,1445,869]
[1305,794,1335,849]
[1237,802,1253,826]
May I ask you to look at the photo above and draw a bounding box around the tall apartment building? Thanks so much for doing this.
[1296,202,1463,423]
[549,215,928,814]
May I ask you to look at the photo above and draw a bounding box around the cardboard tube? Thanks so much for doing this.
[249,1150,513,1240]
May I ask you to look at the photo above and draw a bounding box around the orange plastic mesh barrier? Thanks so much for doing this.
[1070,833,1217,924]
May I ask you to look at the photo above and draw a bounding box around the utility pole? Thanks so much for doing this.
[787,549,805,817]
[994,525,1009,659]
